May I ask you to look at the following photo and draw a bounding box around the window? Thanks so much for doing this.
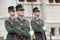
[51,28,55,36]
[27,0,37,2]
[49,0,60,3]
[55,0,60,3]
[49,0,53,3]
[19,0,37,2]
[59,28,60,35]
[19,0,24,2]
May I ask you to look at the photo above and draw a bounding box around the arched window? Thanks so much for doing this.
[27,0,37,2]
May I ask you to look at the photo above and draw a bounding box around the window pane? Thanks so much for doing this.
[49,0,53,3]
[55,0,60,3]
[27,0,37,2]
[19,0,24,2]
[51,28,55,36]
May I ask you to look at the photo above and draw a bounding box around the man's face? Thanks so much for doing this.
[9,11,15,16]
[17,11,24,18]
[34,12,40,17]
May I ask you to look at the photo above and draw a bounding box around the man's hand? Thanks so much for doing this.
[29,30,34,36]
[43,27,47,32]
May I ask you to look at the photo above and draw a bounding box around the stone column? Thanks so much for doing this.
[45,0,49,3]
[53,0,55,3]
[55,24,59,36]
[41,0,46,20]
[25,0,27,2]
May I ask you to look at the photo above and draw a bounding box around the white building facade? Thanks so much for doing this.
[0,0,60,40]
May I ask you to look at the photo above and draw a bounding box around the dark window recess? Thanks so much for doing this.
[59,28,60,35]
[19,0,24,2]
[55,0,60,3]
[49,0,54,3]
[27,0,37,2]
[51,28,55,36]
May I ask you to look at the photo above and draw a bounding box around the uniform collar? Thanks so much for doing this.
[9,17,15,21]
[17,17,25,23]
[34,17,40,21]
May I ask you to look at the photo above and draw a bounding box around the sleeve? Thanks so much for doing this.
[12,21,30,36]
[31,20,39,32]
[40,19,44,27]
[26,21,30,33]
[24,21,31,37]
[5,20,15,33]
[31,20,44,33]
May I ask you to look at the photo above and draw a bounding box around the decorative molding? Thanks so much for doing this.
[17,0,40,4]
[45,21,60,23]
[45,3,60,6]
